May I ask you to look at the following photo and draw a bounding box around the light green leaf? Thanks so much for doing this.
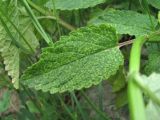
[0,1,39,88]
[135,73,160,119]
[88,9,158,36]
[21,25,124,94]
[148,0,160,9]
[45,0,106,10]
[146,101,160,120]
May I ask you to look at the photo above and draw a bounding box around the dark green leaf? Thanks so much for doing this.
[21,25,124,94]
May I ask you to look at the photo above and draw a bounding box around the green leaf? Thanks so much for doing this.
[148,31,160,42]
[145,51,160,75]
[137,73,160,99]
[148,0,160,9]
[135,73,160,119]
[88,9,158,36]
[45,0,106,10]
[21,25,124,94]
[0,1,39,88]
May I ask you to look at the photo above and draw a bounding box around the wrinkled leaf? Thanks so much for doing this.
[21,25,124,94]
[88,9,157,36]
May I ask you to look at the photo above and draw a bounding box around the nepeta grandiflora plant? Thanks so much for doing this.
[1,0,160,120]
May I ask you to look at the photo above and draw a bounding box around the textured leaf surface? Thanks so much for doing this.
[0,1,39,88]
[45,0,106,10]
[21,25,124,94]
[88,9,157,36]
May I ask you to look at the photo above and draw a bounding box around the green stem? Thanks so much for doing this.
[27,0,76,31]
[134,74,160,106]
[128,36,147,120]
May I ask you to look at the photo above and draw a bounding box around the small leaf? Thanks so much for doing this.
[88,9,158,36]
[45,0,106,10]
[21,25,124,94]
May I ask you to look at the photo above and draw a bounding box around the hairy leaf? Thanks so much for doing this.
[0,1,39,88]
[21,25,124,94]
[88,9,157,36]
[45,0,106,10]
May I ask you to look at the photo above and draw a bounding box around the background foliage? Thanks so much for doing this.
[0,0,160,120]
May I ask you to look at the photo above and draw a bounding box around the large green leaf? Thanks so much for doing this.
[88,9,158,36]
[0,1,39,88]
[21,25,124,94]
[45,0,106,10]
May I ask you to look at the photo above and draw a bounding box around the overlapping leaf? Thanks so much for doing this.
[88,9,157,36]
[0,1,39,88]
[148,0,160,9]
[21,25,124,94]
[45,0,106,10]
[135,73,160,120]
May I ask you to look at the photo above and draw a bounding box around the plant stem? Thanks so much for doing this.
[128,36,147,120]
[27,0,76,31]
[119,39,133,48]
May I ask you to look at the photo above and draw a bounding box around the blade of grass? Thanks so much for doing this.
[51,0,61,37]
[70,92,87,120]
[139,0,155,30]
[21,0,52,45]
[57,94,77,120]
[81,90,110,120]
[26,0,76,31]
